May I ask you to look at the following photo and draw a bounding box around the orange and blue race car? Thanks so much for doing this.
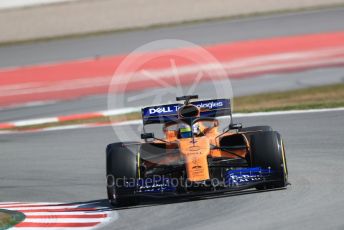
[106,95,288,206]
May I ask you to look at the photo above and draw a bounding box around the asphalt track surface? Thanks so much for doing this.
[0,8,344,122]
[1,110,344,229]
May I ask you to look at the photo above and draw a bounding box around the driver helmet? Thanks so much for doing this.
[179,124,192,138]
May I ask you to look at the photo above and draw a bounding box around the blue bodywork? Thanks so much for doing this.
[225,167,273,187]
[125,177,177,193]
[141,98,231,124]
[123,167,274,194]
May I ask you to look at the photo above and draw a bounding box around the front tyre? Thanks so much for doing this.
[106,142,140,206]
[250,131,288,190]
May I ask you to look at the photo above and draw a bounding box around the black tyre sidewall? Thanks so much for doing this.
[106,142,139,205]
[250,131,287,188]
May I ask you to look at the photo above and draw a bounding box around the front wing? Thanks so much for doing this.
[120,167,283,198]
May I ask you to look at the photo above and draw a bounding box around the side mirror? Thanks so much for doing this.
[230,123,242,130]
[141,133,154,139]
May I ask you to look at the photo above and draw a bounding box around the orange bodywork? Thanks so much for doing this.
[179,137,210,182]
[142,101,249,182]
[151,121,249,182]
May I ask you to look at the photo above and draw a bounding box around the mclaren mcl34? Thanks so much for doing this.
[106,95,288,206]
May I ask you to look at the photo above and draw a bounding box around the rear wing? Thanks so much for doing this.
[141,98,231,125]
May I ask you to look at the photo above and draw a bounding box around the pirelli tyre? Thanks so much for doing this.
[249,131,288,190]
[106,142,140,206]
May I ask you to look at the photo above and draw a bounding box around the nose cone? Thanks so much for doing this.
[179,137,210,182]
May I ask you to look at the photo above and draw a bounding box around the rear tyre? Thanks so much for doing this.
[106,142,140,206]
[250,131,288,190]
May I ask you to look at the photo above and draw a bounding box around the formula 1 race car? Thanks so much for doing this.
[106,95,288,206]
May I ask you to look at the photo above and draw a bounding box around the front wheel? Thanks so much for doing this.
[106,142,140,206]
[250,131,288,190]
